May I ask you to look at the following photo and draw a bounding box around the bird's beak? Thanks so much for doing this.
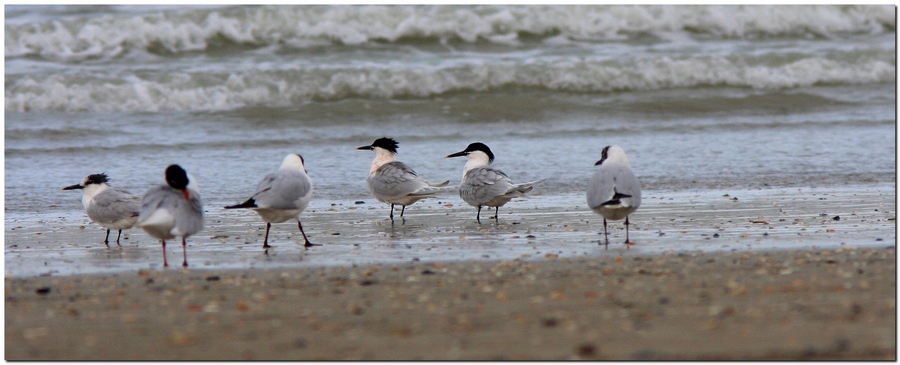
[594,160,603,166]
[62,184,83,190]
[445,151,467,158]
[357,145,374,150]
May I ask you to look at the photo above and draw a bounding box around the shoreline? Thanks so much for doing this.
[5,184,896,360]
[5,184,896,277]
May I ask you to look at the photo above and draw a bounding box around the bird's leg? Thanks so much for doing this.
[299,221,320,248]
[476,206,482,224]
[390,204,395,221]
[161,240,169,268]
[624,216,634,246]
[602,218,609,249]
[115,229,123,247]
[263,222,272,249]
[494,207,499,221]
[181,237,189,267]
[104,229,111,247]
[400,205,406,218]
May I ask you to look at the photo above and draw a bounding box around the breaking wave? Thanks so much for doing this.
[6,5,895,61]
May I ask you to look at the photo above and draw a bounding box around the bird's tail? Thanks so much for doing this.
[600,190,633,207]
[507,179,546,195]
[410,184,457,197]
[224,198,257,209]
[428,180,450,187]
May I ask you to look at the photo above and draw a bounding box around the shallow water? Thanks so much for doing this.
[4,5,896,277]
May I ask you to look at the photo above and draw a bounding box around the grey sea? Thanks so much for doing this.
[5,5,896,276]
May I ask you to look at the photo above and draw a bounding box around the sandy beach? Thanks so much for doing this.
[5,247,895,360]
[6,5,896,361]
[5,185,896,360]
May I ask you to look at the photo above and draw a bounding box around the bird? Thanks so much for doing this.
[225,154,318,249]
[586,145,642,248]
[62,173,141,247]
[357,137,452,221]
[136,165,204,268]
[445,142,544,223]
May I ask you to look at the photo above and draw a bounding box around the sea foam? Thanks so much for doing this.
[6,5,895,61]
[6,50,894,113]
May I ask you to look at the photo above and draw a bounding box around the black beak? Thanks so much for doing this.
[62,184,83,191]
[357,145,374,150]
[594,160,603,166]
[445,151,467,158]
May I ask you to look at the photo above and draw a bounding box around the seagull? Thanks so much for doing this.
[357,137,451,221]
[445,142,544,223]
[586,145,642,248]
[136,165,204,268]
[225,154,318,249]
[62,173,141,247]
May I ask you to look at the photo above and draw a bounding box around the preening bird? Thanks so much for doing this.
[225,154,318,249]
[62,173,140,247]
[357,137,452,220]
[586,145,642,248]
[446,142,544,223]
[137,165,204,268]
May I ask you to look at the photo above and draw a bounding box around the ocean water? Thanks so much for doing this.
[5,5,896,275]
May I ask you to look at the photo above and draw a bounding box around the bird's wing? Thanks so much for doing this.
[368,161,428,198]
[461,167,514,204]
[587,165,641,209]
[138,186,178,227]
[174,189,204,237]
[89,188,141,223]
[251,170,312,210]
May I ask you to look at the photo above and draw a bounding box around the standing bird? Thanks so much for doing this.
[136,165,203,268]
[62,173,140,247]
[225,154,318,249]
[357,137,451,220]
[446,142,544,223]
[586,145,642,248]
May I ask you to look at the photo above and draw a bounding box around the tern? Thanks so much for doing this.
[136,164,204,268]
[446,142,544,223]
[62,173,141,247]
[586,145,642,248]
[357,137,451,220]
[225,154,318,249]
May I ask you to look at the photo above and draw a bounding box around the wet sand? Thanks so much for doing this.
[4,185,897,360]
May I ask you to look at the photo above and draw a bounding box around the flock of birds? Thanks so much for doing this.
[62,138,642,268]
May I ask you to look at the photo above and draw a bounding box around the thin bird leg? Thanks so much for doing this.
[390,204,395,221]
[494,207,499,221]
[103,229,111,247]
[602,218,609,249]
[115,229,123,246]
[624,216,633,245]
[400,205,406,218]
[263,222,272,249]
[161,240,169,267]
[181,237,189,267]
[476,206,482,224]
[298,221,320,247]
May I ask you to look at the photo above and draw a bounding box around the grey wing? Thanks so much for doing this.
[587,165,641,209]
[461,167,514,204]
[615,167,642,209]
[252,170,312,210]
[369,161,427,197]
[139,186,175,220]
[89,188,141,223]
[174,189,204,236]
